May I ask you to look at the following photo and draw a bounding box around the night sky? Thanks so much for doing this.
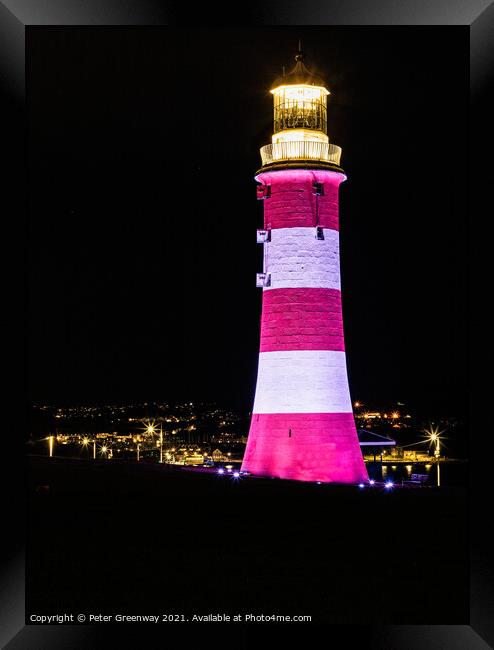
[27,27,468,415]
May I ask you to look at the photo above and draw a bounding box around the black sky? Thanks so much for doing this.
[27,27,468,415]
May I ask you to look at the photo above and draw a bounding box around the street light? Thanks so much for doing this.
[80,436,97,460]
[435,440,441,487]
[432,434,441,487]
[422,424,444,487]
[143,420,156,436]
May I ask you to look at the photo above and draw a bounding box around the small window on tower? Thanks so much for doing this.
[257,229,271,243]
[257,184,271,200]
[313,181,324,196]
[256,273,271,288]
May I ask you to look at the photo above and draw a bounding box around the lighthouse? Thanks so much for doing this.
[241,47,368,484]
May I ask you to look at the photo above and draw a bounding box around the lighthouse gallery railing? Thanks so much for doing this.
[260,142,342,166]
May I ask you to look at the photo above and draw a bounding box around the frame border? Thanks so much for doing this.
[1,1,491,647]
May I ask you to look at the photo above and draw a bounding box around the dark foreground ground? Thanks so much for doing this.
[26,456,468,624]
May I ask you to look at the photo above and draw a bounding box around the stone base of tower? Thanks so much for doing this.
[241,412,368,484]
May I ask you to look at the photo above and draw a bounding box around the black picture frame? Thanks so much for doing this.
[1,1,491,647]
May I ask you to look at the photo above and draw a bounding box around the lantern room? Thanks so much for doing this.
[258,47,342,172]
[270,49,329,145]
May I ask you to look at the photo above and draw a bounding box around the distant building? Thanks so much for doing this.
[212,449,227,462]
[183,454,204,466]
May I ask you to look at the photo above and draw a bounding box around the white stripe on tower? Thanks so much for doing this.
[264,227,340,291]
[252,350,353,414]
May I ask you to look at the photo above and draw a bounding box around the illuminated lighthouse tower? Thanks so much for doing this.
[241,48,368,484]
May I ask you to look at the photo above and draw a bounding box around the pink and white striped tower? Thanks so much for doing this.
[241,48,368,484]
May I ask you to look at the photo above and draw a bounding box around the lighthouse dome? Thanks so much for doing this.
[271,50,328,93]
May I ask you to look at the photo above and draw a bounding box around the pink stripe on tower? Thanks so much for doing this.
[245,413,365,483]
[241,46,368,484]
[260,288,345,353]
[261,169,341,231]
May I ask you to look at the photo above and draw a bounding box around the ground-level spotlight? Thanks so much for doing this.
[233,471,240,478]
[385,481,394,489]
[217,468,224,475]
[369,479,375,486]
[358,483,365,488]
